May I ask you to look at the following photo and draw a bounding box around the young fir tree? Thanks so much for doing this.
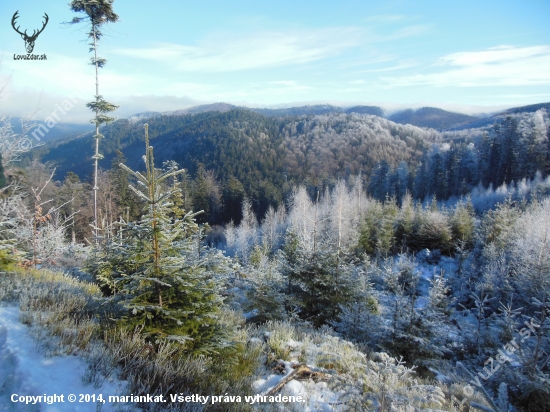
[243,245,286,323]
[162,161,186,221]
[331,256,379,344]
[92,125,230,352]
[282,229,356,327]
[68,0,119,238]
[450,197,475,250]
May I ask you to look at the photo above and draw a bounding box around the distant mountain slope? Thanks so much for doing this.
[501,102,550,115]
[344,106,385,117]
[40,111,225,177]
[36,109,444,201]
[251,104,342,117]
[389,107,478,130]
[166,102,236,116]
[281,113,436,185]
[127,111,161,123]
[35,101,547,202]
[7,118,93,143]
[448,101,550,131]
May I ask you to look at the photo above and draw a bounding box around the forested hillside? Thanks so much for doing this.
[30,104,550,227]
[30,109,439,221]
[388,107,479,130]
[368,108,550,206]
[281,112,436,186]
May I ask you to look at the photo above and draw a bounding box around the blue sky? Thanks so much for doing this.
[1,0,549,122]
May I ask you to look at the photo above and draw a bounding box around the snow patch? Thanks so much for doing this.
[0,306,128,412]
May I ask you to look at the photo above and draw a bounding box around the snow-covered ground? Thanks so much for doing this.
[0,306,129,412]
[253,359,343,412]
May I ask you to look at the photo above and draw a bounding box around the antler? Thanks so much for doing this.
[11,11,27,37]
[29,13,49,40]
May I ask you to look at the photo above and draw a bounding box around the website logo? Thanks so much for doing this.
[12,10,48,59]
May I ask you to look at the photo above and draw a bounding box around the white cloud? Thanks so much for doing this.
[2,54,93,96]
[438,45,550,66]
[113,28,362,72]
[379,45,550,87]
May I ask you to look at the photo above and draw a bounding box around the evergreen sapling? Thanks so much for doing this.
[92,124,231,353]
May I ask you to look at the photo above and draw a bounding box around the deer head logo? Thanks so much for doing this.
[12,11,49,54]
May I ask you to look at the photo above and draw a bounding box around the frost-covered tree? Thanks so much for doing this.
[280,186,358,325]
[478,198,519,249]
[0,117,42,167]
[411,206,452,253]
[223,220,236,256]
[332,257,380,344]
[286,243,355,326]
[358,197,398,258]
[450,197,475,249]
[509,197,550,306]
[394,192,415,250]
[260,204,286,255]
[376,255,446,362]
[287,186,317,252]
[90,125,230,352]
[330,180,355,256]
[233,198,258,264]
[14,168,78,267]
[242,246,286,323]
[0,183,26,260]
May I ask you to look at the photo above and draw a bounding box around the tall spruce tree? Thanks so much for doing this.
[68,0,119,238]
[91,125,230,352]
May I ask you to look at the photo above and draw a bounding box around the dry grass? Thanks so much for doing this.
[0,266,265,411]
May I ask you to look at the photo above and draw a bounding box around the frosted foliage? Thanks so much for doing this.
[15,211,75,265]
[0,190,25,248]
[481,244,509,299]
[333,301,379,344]
[350,174,368,218]
[287,181,367,256]
[510,198,550,302]
[428,271,450,311]
[532,109,548,143]
[234,199,258,264]
[0,117,42,165]
[335,353,446,411]
[470,175,550,212]
[287,186,318,254]
[368,353,445,410]
[282,113,439,178]
[330,180,358,253]
[261,205,286,254]
[224,220,236,255]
